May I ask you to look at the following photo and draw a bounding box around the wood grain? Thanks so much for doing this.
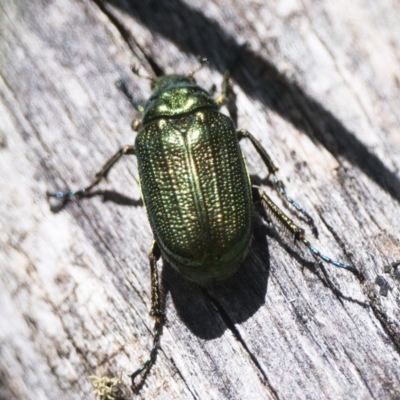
[1,0,400,398]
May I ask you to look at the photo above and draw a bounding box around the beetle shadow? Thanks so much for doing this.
[104,0,400,204]
[161,210,368,340]
[47,189,142,213]
[161,218,271,340]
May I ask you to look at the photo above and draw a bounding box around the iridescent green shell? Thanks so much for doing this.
[136,76,252,284]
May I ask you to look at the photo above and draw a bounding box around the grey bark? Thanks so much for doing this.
[1,0,400,399]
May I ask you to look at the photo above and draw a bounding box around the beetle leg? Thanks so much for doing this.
[217,70,231,104]
[253,186,357,273]
[215,44,245,107]
[149,241,163,318]
[48,145,135,201]
[131,241,164,384]
[215,71,238,127]
[240,129,318,237]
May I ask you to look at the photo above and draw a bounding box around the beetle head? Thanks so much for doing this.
[151,74,196,91]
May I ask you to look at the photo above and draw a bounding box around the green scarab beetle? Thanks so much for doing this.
[50,68,355,384]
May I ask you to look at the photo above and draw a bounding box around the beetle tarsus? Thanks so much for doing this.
[255,186,357,274]
[131,319,163,386]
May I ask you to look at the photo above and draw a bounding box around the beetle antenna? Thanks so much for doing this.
[115,79,144,112]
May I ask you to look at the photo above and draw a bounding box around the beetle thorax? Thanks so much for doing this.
[142,75,218,123]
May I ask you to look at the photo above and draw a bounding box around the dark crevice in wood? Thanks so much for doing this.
[259,206,367,309]
[342,348,376,399]
[369,303,400,357]
[316,265,369,309]
[167,357,199,400]
[90,0,157,77]
[261,217,365,305]
[203,290,279,400]
[316,216,400,354]
[318,214,365,283]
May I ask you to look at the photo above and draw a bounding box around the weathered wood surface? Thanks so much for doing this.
[1,0,400,399]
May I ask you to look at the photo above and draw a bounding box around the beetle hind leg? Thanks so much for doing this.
[253,186,357,274]
[131,241,165,384]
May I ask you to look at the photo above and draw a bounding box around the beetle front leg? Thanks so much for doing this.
[215,70,232,105]
[131,241,164,384]
[253,186,357,274]
[215,47,244,108]
[48,145,135,202]
[215,71,238,127]
[241,130,318,237]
